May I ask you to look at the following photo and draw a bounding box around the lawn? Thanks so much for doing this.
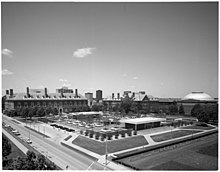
[72,135,148,155]
[197,143,218,157]
[151,130,202,142]
[150,160,199,170]
[180,125,216,130]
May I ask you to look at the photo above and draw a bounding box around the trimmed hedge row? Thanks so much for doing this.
[80,128,137,141]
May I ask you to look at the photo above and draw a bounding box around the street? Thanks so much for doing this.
[3,115,109,170]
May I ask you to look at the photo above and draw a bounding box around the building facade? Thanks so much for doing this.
[3,87,88,114]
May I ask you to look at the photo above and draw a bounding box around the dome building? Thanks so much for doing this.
[180,91,217,115]
[182,91,214,101]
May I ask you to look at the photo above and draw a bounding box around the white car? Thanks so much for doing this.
[12,129,18,133]
[67,121,72,124]
[95,123,103,127]
[26,138,32,144]
[78,123,84,127]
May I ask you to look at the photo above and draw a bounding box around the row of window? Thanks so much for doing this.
[15,101,87,108]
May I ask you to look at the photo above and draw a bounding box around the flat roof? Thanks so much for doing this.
[124,117,166,125]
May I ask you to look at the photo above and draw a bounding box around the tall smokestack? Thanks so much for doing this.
[132,92,135,98]
[45,88,48,98]
[75,89,78,98]
[6,90,9,95]
[9,89,13,96]
[117,93,120,100]
[112,93,114,100]
[61,88,64,97]
[26,87,30,98]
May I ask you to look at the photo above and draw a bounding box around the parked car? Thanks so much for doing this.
[12,129,18,133]
[26,138,32,144]
[14,131,20,136]
[5,124,10,128]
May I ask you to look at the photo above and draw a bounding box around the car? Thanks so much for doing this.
[26,138,32,144]
[78,123,84,127]
[14,131,20,136]
[67,121,72,124]
[12,129,18,133]
[5,124,10,128]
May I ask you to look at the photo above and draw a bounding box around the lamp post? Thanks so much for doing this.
[105,135,108,170]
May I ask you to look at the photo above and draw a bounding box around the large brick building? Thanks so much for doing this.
[3,87,88,114]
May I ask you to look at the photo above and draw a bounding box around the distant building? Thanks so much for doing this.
[96,90,103,102]
[56,87,74,94]
[85,92,93,106]
[3,87,88,114]
[179,91,217,115]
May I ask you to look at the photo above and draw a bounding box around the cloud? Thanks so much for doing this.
[73,47,96,58]
[2,69,13,75]
[2,48,14,57]
[133,76,138,80]
[62,83,71,87]
[59,79,68,82]
[123,73,127,77]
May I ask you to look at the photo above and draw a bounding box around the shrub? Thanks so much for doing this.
[133,130,137,135]
[80,130,83,135]
[89,133,93,138]
[85,130,89,136]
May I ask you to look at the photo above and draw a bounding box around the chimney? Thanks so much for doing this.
[9,89,13,96]
[61,88,64,97]
[117,93,120,100]
[44,88,48,98]
[132,92,135,98]
[75,89,78,98]
[6,90,9,95]
[112,93,114,100]
[27,87,30,98]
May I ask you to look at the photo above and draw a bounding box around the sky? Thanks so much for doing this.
[2,2,218,98]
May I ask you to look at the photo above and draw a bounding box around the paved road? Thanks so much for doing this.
[3,116,108,170]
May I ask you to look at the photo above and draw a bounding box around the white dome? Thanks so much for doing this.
[182,91,213,101]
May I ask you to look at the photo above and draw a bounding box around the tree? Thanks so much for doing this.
[28,107,34,120]
[2,135,11,158]
[178,104,185,115]
[191,104,202,117]
[22,107,29,119]
[169,104,178,115]
[53,107,59,116]
[120,96,134,114]
[197,109,210,123]
[36,107,45,117]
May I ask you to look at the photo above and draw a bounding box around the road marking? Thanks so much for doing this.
[87,161,95,170]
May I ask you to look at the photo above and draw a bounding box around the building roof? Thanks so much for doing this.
[123,117,166,125]
[5,92,86,101]
[182,91,214,101]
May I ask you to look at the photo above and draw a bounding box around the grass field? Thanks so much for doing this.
[116,133,218,170]
[72,135,148,155]
[151,130,202,142]
[150,160,199,170]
